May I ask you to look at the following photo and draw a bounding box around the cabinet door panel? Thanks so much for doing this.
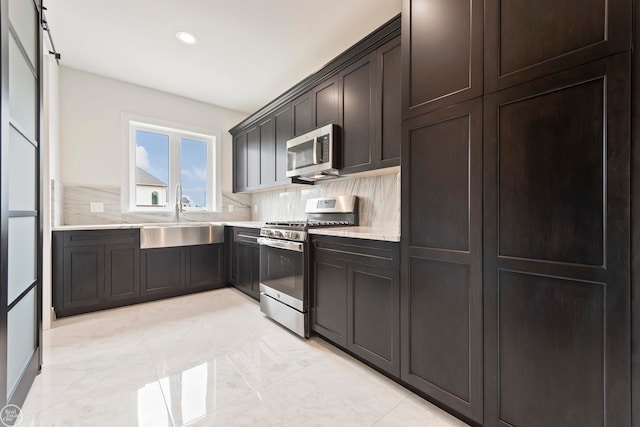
[376,37,401,168]
[312,256,347,347]
[314,77,339,127]
[348,264,399,377]
[401,98,483,422]
[403,0,483,118]
[187,244,223,288]
[251,245,260,296]
[292,92,313,136]
[340,54,375,174]
[483,53,631,427]
[233,133,247,192]
[485,0,631,92]
[246,126,260,190]
[259,117,275,187]
[141,248,185,294]
[105,245,139,301]
[408,258,470,399]
[235,241,259,300]
[274,104,293,184]
[63,246,105,308]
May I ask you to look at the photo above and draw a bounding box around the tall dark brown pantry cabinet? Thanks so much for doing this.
[483,53,630,427]
[402,0,634,426]
[1,0,44,407]
[401,99,483,422]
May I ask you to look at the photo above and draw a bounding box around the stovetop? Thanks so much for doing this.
[260,196,358,242]
[265,220,351,229]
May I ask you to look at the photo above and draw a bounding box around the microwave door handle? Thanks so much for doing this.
[313,138,323,165]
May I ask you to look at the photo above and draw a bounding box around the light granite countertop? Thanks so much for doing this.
[52,222,400,241]
[51,221,266,232]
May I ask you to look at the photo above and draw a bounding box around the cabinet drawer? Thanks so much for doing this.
[312,236,399,269]
[233,227,260,244]
[63,229,139,247]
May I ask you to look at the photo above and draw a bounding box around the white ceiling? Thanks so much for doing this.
[45,0,402,114]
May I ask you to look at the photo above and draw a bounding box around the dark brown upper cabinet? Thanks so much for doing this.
[258,116,275,187]
[273,103,293,185]
[483,53,631,427]
[313,76,340,128]
[233,132,247,192]
[292,91,313,136]
[376,36,401,168]
[401,98,483,423]
[402,0,483,119]
[245,126,260,190]
[484,0,631,93]
[339,53,376,174]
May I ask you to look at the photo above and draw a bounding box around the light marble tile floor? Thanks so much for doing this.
[20,288,469,426]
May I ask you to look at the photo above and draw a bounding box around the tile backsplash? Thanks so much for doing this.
[251,171,400,231]
[61,184,251,225]
[57,170,399,229]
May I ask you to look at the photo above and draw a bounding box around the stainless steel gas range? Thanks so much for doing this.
[258,196,358,337]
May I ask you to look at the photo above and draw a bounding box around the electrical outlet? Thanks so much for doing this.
[228,204,234,213]
[287,203,292,212]
[254,204,259,213]
[90,202,104,213]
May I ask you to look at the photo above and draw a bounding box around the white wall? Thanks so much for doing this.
[59,66,247,192]
[43,40,60,332]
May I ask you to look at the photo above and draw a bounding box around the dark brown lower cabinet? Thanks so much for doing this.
[401,98,483,423]
[54,229,227,317]
[312,254,348,346]
[186,244,225,288]
[105,244,140,302]
[231,227,261,300]
[55,229,139,317]
[311,236,400,377]
[140,247,185,295]
[483,53,631,427]
[63,245,105,310]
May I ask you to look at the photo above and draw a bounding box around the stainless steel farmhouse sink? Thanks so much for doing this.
[140,223,224,249]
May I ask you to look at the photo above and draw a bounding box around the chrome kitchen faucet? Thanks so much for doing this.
[175,183,183,223]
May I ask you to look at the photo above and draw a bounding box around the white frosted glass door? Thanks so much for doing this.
[8,126,37,211]
[6,288,37,395]
[4,0,41,405]
[7,217,37,305]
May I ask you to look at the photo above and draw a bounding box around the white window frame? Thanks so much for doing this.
[121,114,222,213]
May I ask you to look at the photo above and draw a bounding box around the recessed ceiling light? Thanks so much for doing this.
[176,31,198,45]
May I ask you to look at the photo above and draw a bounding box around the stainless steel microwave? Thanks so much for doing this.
[286,124,339,181]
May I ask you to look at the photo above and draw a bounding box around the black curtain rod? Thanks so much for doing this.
[41,5,60,65]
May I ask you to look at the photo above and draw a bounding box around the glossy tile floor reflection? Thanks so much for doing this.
[21,288,469,426]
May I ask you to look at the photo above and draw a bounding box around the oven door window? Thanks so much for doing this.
[259,244,304,302]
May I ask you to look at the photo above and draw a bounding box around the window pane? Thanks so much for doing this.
[7,287,36,395]
[9,126,37,211]
[135,130,169,207]
[8,216,36,305]
[9,34,37,140]
[180,138,208,209]
[9,0,37,66]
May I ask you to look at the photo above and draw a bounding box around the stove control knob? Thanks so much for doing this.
[289,232,299,240]
[274,230,283,237]
[262,229,272,236]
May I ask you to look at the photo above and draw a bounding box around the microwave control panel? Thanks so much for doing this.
[318,134,330,162]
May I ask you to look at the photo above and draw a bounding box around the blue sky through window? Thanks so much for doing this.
[180,138,207,208]
[136,130,169,184]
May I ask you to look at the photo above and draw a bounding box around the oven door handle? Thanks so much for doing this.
[257,237,304,252]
